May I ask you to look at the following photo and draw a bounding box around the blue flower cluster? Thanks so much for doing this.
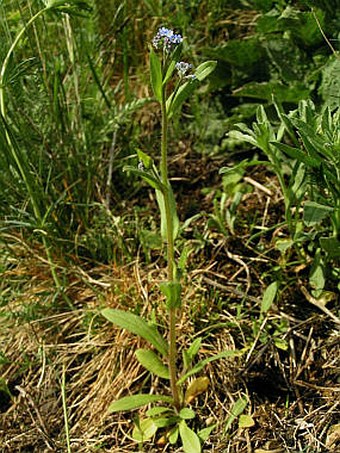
[152,27,183,52]
[175,61,194,78]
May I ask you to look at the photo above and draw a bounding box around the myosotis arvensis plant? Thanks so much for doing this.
[101,29,241,450]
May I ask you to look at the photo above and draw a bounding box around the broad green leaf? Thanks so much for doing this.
[132,418,158,442]
[155,186,179,241]
[209,38,262,69]
[135,349,170,379]
[225,397,247,432]
[108,393,173,412]
[159,281,182,309]
[303,201,334,227]
[179,408,196,420]
[149,48,162,102]
[261,281,278,313]
[194,60,217,81]
[177,350,242,385]
[238,414,255,428]
[101,308,168,357]
[320,237,340,258]
[179,420,201,453]
[275,238,294,254]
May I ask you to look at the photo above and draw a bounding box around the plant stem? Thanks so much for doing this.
[160,86,181,411]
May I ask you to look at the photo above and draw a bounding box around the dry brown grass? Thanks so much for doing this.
[0,235,339,452]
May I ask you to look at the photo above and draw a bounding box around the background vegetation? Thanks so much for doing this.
[0,0,339,452]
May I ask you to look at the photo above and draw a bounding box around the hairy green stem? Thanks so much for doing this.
[161,86,181,411]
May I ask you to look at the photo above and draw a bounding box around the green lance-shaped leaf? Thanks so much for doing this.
[197,424,216,442]
[155,185,179,241]
[261,281,278,314]
[225,397,248,432]
[166,79,197,119]
[166,61,216,118]
[123,165,166,191]
[183,337,202,369]
[101,308,168,357]
[177,350,243,385]
[159,281,182,309]
[271,142,320,169]
[135,349,170,379]
[108,393,173,413]
[194,60,217,81]
[150,48,162,103]
[179,420,202,453]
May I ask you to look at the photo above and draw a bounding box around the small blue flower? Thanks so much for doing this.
[175,61,193,78]
[152,27,183,52]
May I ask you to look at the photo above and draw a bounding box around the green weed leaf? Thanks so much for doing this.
[166,80,198,119]
[271,142,320,168]
[303,201,334,227]
[168,426,179,444]
[146,406,172,417]
[198,424,216,442]
[101,308,168,357]
[319,237,340,258]
[123,165,165,191]
[238,414,255,428]
[159,281,182,309]
[225,397,247,432]
[179,420,201,453]
[261,281,278,313]
[150,48,162,102]
[132,418,158,442]
[155,186,179,241]
[108,394,173,412]
[179,408,196,420]
[194,60,217,81]
[135,349,170,379]
[183,337,202,369]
